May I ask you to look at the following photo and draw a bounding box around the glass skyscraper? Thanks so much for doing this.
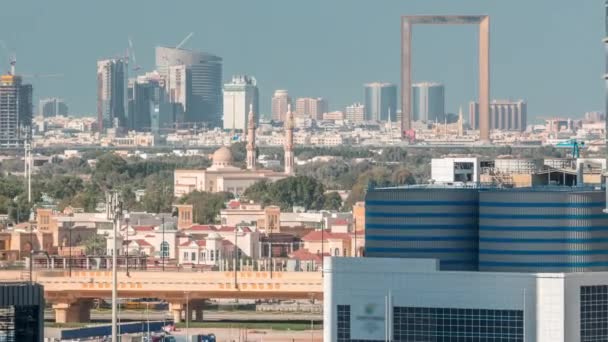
[412,82,445,123]
[97,58,127,131]
[364,82,397,122]
[155,47,222,128]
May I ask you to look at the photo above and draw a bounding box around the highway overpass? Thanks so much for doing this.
[0,270,323,323]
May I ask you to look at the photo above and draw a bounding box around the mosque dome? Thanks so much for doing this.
[212,146,233,167]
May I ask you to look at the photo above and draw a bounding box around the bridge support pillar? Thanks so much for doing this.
[170,303,184,323]
[190,300,205,322]
[52,299,93,323]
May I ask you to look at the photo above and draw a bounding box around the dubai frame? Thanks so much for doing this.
[401,15,490,142]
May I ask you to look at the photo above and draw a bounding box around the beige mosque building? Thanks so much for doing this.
[174,105,295,197]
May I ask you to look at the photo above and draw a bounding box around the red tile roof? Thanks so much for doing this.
[227,200,241,209]
[289,248,327,262]
[133,226,155,231]
[189,225,216,231]
[180,239,207,247]
[332,219,349,225]
[134,239,152,247]
[301,230,351,242]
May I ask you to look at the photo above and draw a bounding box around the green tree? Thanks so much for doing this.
[83,234,107,255]
[0,195,11,215]
[229,141,247,163]
[378,146,408,162]
[69,185,100,212]
[241,180,272,206]
[323,192,343,211]
[92,153,129,190]
[43,176,85,200]
[179,191,234,224]
[141,174,174,213]
[120,186,138,211]
[243,176,326,211]
[9,195,33,223]
[0,175,23,199]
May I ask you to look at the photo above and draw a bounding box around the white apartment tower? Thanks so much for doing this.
[223,75,259,131]
[271,90,291,122]
[345,103,365,123]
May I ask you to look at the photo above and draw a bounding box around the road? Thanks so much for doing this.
[45,310,322,323]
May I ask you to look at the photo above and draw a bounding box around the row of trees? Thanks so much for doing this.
[243,176,342,212]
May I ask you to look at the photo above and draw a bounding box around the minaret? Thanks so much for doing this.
[284,104,295,175]
[458,106,464,136]
[246,104,256,170]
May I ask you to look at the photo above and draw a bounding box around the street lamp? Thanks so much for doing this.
[234,227,238,289]
[125,212,130,277]
[185,291,190,341]
[68,225,72,277]
[321,218,325,277]
[106,191,123,342]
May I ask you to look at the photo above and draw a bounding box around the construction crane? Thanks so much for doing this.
[128,37,141,72]
[175,32,194,49]
[556,139,585,158]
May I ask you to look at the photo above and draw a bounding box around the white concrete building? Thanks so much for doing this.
[431,157,484,183]
[324,257,608,342]
[222,75,259,131]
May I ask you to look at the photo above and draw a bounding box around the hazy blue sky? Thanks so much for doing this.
[0,0,603,122]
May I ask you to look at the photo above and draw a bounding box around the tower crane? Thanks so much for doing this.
[175,32,194,49]
[128,37,141,72]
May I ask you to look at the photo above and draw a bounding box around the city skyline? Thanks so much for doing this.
[0,0,603,121]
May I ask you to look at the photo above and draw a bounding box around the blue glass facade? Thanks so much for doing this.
[365,187,608,272]
[365,188,479,270]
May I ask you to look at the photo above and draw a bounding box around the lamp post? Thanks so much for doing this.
[321,218,325,276]
[29,211,34,283]
[161,216,165,271]
[269,223,272,279]
[106,191,123,342]
[234,227,238,289]
[125,212,130,277]
[68,226,72,277]
[185,291,190,341]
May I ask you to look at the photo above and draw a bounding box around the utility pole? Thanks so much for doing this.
[234,227,238,288]
[106,191,123,342]
[161,215,165,271]
[24,137,32,204]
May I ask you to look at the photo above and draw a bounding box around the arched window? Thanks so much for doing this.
[334,248,340,256]
[160,242,169,258]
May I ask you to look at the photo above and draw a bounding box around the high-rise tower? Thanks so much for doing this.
[0,74,32,148]
[223,75,259,131]
[412,82,445,123]
[271,90,291,121]
[97,58,127,131]
[156,47,222,127]
[364,82,397,121]
[246,104,256,170]
[284,104,295,175]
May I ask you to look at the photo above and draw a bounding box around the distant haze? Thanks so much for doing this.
[0,0,603,120]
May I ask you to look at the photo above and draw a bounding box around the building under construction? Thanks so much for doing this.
[431,156,606,187]
[0,74,32,148]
